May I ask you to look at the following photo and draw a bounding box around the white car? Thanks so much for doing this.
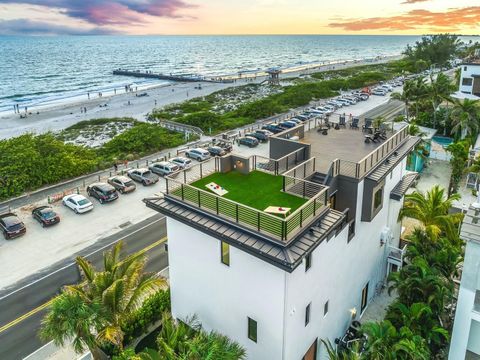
[62,194,93,214]
[171,156,192,169]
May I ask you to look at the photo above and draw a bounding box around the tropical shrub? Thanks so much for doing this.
[122,289,171,345]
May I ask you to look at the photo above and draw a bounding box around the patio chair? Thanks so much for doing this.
[365,131,382,143]
[350,117,359,129]
[362,118,373,133]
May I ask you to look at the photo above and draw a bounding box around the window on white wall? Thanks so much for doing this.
[221,241,230,266]
[462,78,473,86]
[305,253,312,271]
[248,317,257,342]
[305,303,311,326]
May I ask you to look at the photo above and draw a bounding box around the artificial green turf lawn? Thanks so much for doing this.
[190,170,307,212]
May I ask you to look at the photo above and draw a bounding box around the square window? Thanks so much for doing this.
[221,241,230,266]
[324,300,329,316]
[305,303,311,326]
[462,77,473,86]
[248,317,257,342]
[305,253,312,272]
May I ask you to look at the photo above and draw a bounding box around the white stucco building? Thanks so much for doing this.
[458,53,480,99]
[449,204,480,360]
[146,121,419,360]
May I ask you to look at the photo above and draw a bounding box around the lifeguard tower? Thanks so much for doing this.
[266,68,281,85]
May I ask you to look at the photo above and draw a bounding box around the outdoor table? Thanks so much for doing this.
[264,206,291,218]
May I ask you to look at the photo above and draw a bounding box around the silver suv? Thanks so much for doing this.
[149,161,180,176]
[127,168,159,186]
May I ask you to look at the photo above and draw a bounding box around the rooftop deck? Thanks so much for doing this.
[301,126,394,173]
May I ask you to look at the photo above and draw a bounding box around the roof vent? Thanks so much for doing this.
[393,151,398,156]
[385,159,390,165]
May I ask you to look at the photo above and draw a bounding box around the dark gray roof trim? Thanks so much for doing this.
[367,136,421,182]
[390,172,418,201]
[145,197,345,272]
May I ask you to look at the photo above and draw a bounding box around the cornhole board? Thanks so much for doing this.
[264,206,291,217]
[206,182,228,196]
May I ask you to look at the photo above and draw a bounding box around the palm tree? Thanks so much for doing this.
[156,312,246,360]
[321,339,362,360]
[41,292,108,359]
[398,185,462,239]
[391,79,419,122]
[385,301,448,349]
[388,258,452,314]
[449,98,480,139]
[41,242,166,359]
[427,73,455,129]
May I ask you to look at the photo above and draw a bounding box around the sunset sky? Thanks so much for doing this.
[0,0,479,35]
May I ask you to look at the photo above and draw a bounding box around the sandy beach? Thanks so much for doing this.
[0,55,400,140]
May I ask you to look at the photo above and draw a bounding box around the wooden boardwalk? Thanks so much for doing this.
[112,69,233,83]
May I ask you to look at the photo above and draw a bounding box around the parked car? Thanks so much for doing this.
[0,212,26,239]
[185,148,211,161]
[208,146,227,157]
[372,89,387,96]
[296,115,309,121]
[262,123,284,134]
[213,140,233,153]
[248,130,271,142]
[32,206,60,227]
[108,175,136,194]
[288,118,302,124]
[150,161,180,176]
[127,168,159,186]
[62,194,93,214]
[170,156,192,169]
[278,121,297,129]
[238,136,259,147]
[87,183,119,203]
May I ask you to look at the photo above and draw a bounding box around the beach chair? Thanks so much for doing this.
[362,118,373,133]
[338,115,346,128]
[350,117,359,129]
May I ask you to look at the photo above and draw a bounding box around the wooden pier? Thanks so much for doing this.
[112,69,233,83]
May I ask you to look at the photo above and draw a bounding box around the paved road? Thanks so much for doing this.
[0,214,168,360]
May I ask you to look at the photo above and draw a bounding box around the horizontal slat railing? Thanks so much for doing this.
[334,124,409,179]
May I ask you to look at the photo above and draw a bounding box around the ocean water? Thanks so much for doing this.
[0,35,422,112]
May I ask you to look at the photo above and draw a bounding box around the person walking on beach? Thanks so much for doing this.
[13,105,16,114]
[154,100,157,106]
[84,107,87,113]
[25,106,28,113]
[87,92,90,100]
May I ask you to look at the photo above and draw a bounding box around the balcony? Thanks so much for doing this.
[164,152,328,245]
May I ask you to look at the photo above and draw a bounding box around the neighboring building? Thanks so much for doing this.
[459,51,480,98]
[405,124,436,173]
[449,204,480,360]
[145,121,420,360]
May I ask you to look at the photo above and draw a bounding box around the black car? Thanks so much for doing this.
[208,146,227,157]
[86,183,119,204]
[262,124,283,134]
[214,140,233,153]
[0,213,26,239]
[238,136,259,147]
[245,132,268,142]
[32,206,60,227]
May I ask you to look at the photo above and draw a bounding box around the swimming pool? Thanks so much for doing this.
[432,136,453,147]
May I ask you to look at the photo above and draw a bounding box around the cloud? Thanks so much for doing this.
[0,18,119,34]
[401,0,428,4]
[329,6,480,31]
[0,0,195,26]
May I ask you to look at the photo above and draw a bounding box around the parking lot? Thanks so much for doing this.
[0,84,399,291]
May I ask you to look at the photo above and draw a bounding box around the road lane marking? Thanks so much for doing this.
[0,216,165,302]
[0,236,167,334]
